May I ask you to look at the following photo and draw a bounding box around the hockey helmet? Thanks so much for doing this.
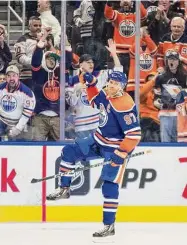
[108,71,127,88]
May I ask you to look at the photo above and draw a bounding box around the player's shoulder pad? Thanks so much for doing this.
[109,93,135,112]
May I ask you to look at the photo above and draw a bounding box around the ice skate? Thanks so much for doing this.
[46,187,70,200]
[93,224,115,237]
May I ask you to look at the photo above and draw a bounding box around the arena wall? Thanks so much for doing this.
[0,143,187,222]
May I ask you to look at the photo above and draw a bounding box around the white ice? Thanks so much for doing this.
[0,222,187,245]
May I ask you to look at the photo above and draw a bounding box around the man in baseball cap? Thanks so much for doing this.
[165,50,180,73]
[6,65,20,75]
[6,65,20,92]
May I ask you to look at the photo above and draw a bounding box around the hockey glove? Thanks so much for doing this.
[110,149,128,166]
[83,72,97,87]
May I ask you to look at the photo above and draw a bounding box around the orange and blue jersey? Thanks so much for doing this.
[86,87,141,153]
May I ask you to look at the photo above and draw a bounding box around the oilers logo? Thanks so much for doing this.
[119,20,135,37]
[140,53,153,71]
[1,95,17,112]
[99,103,108,127]
[43,80,60,101]
[80,90,89,106]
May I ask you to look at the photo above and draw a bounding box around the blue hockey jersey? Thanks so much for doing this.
[87,86,141,152]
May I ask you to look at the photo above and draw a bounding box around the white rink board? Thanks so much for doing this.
[46,146,187,206]
[0,146,43,205]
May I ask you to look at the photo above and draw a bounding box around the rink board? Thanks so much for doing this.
[1,206,187,222]
[0,144,187,222]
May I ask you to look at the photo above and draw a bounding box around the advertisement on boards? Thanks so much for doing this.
[0,146,42,205]
[46,146,187,206]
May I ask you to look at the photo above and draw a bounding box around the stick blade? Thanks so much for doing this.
[31,178,40,184]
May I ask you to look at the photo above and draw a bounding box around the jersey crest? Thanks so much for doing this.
[80,90,89,106]
[1,94,17,112]
[140,53,153,71]
[119,20,135,38]
[99,103,108,127]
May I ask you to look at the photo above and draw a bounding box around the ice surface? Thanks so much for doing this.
[0,222,187,245]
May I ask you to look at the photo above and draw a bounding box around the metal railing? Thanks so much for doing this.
[7,0,26,45]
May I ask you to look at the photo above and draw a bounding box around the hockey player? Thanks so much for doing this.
[47,69,141,237]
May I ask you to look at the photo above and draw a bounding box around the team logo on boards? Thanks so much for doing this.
[55,157,90,195]
[119,20,135,37]
[1,95,17,112]
[99,103,108,127]
[140,53,153,71]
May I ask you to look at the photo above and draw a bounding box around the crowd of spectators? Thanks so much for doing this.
[0,0,187,143]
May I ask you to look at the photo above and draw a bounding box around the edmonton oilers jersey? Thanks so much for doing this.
[0,82,35,129]
[88,89,141,150]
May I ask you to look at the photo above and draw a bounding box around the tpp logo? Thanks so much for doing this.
[0,158,19,192]
[179,157,187,199]
[55,157,90,195]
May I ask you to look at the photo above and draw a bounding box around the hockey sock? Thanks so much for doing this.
[102,181,119,225]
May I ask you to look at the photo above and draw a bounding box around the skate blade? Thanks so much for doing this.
[92,236,115,243]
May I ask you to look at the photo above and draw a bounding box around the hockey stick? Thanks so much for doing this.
[31,149,151,184]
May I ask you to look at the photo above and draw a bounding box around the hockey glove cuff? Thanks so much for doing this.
[83,72,98,87]
[111,149,128,166]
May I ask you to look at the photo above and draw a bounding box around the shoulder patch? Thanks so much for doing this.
[109,93,135,112]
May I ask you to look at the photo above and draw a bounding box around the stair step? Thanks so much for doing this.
[1,20,26,26]
[4,25,27,31]
[0,9,7,12]
[9,30,26,33]
[0,2,8,6]
[0,10,23,21]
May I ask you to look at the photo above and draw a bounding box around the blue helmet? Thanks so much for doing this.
[108,71,127,88]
